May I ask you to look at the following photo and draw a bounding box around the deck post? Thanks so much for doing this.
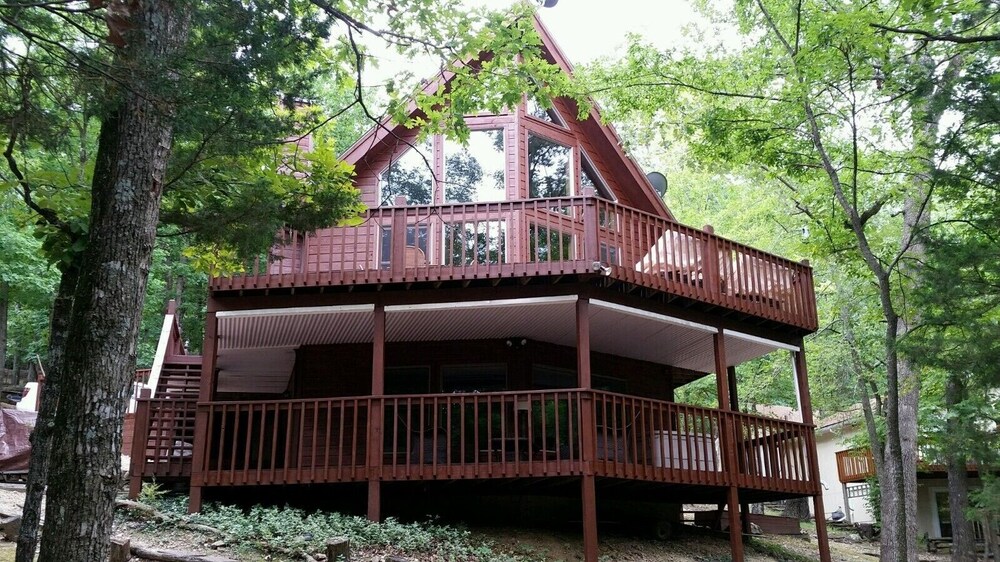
[793,346,832,562]
[714,330,744,561]
[390,196,407,274]
[368,303,386,522]
[582,188,599,263]
[128,388,153,499]
[702,225,722,296]
[576,297,598,562]
[188,306,218,514]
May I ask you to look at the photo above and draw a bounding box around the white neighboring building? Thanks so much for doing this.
[810,408,875,524]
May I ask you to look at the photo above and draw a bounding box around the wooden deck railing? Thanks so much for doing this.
[129,397,197,481]
[381,390,585,480]
[210,194,816,330]
[836,447,877,483]
[133,390,818,495]
[197,397,371,486]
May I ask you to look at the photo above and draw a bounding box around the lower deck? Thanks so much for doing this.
[131,389,817,501]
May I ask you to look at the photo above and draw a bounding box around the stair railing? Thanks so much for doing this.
[145,300,185,399]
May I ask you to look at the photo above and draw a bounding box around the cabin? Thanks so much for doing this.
[128,15,831,562]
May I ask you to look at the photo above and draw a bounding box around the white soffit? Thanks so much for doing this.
[217,304,375,351]
[587,301,716,372]
[723,329,798,371]
[722,329,800,352]
[385,296,578,344]
[589,300,716,333]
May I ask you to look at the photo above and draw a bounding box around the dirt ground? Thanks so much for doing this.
[0,484,957,561]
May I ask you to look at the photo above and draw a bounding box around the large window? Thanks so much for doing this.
[528,134,572,199]
[443,220,506,265]
[378,140,433,206]
[441,364,507,392]
[526,96,566,127]
[380,225,429,269]
[444,129,506,203]
[580,149,614,200]
[528,224,573,262]
[385,366,431,395]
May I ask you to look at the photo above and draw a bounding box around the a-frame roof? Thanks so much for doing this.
[339,13,674,220]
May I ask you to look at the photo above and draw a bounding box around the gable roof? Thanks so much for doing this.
[339,13,674,220]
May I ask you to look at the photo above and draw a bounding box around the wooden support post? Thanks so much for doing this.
[128,388,153,499]
[581,475,598,562]
[794,346,831,562]
[715,331,744,561]
[188,307,218,514]
[726,487,744,561]
[702,225,721,295]
[727,365,739,411]
[390,196,407,274]
[367,304,386,522]
[576,297,598,562]
[582,188,599,264]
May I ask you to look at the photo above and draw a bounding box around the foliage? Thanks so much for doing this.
[132,498,532,562]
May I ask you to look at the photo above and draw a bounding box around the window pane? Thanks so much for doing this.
[528,224,573,262]
[443,220,506,265]
[444,130,506,202]
[441,364,507,392]
[532,364,576,389]
[385,366,430,395]
[380,225,429,269]
[528,135,572,198]
[527,97,565,126]
[581,150,614,200]
[378,140,433,206]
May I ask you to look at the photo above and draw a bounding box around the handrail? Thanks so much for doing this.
[209,194,817,330]
[145,299,186,399]
[169,390,817,493]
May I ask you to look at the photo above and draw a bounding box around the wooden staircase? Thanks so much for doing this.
[128,301,202,496]
[155,355,202,400]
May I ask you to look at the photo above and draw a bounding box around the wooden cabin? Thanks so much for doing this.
[128,15,831,562]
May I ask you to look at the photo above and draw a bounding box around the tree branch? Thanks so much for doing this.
[871,23,1000,44]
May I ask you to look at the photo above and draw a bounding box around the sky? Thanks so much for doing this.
[362,0,703,86]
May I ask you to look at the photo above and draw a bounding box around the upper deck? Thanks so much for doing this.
[211,194,818,332]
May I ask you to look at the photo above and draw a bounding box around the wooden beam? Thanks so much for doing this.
[726,487,744,561]
[368,304,386,522]
[581,475,599,562]
[794,347,832,562]
[188,307,218,514]
[576,298,591,389]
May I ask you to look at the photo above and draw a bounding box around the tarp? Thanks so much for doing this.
[0,408,36,473]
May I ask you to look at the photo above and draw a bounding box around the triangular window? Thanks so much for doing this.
[526,96,566,127]
[377,139,434,206]
[580,150,615,200]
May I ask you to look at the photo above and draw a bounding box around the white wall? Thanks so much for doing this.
[811,421,875,523]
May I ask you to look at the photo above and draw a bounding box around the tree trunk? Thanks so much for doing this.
[944,376,975,562]
[0,281,8,372]
[36,3,189,561]
[15,267,77,562]
[781,497,811,521]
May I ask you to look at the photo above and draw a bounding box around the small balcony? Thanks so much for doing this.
[210,194,817,332]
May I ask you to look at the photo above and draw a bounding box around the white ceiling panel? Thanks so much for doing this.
[217,305,374,350]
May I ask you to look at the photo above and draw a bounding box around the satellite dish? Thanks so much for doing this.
[646,171,668,198]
